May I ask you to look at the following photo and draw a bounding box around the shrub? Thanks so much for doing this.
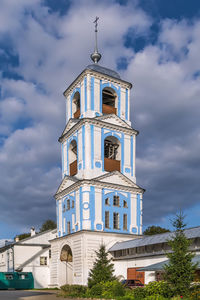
[145,281,174,298]
[132,287,147,300]
[144,296,168,300]
[60,284,87,297]
[86,283,103,298]
[101,280,125,298]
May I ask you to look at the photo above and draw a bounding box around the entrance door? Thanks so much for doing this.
[127,268,145,284]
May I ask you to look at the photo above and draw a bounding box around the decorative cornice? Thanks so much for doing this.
[58,117,139,143]
[63,68,132,98]
[54,177,145,200]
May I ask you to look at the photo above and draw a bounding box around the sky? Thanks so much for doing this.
[0,0,200,239]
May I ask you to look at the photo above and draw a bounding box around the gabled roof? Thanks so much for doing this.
[56,175,78,195]
[109,226,200,252]
[95,171,143,190]
[95,114,132,130]
[59,119,79,141]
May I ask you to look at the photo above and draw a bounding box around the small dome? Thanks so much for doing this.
[86,64,121,79]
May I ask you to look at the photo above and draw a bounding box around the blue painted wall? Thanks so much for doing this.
[62,192,76,236]
[102,188,131,234]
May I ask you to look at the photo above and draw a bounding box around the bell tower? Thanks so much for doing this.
[50,19,145,287]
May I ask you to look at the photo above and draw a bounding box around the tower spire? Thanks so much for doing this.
[91,16,101,64]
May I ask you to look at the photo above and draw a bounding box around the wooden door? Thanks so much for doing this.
[127,267,145,284]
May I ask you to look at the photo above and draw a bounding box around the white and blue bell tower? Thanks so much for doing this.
[50,20,145,286]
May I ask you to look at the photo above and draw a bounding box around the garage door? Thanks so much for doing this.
[127,268,145,284]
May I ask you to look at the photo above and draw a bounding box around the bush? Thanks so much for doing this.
[86,280,125,299]
[102,280,125,298]
[145,281,174,298]
[60,284,87,297]
[132,287,147,300]
[86,283,103,298]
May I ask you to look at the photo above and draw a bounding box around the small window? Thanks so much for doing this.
[113,195,120,206]
[67,221,71,234]
[123,214,127,230]
[63,204,66,212]
[105,198,109,205]
[113,212,119,229]
[40,256,47,265]
[49,249,51,259]
[67,199,70,210]
[123,200,127,208]
[105,211,110,228]
[72,200,74,208]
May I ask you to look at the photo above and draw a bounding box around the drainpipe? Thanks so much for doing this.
[12,246,15,272]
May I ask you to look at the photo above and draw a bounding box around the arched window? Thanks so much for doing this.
[102,87,117,115]
[104,136,121,172]
[60,244,73,262]
[69,140,77,176]
[72,91,80,119]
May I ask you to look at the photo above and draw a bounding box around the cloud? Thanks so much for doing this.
[0,0,152,235]
[124,18,200,224]
[0,0,200,236]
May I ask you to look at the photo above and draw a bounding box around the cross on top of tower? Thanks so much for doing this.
[91,16,101,64]
[94,16,99,32]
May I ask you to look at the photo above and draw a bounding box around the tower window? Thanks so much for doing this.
[113,195,120,206]
[105,211,110,228]
[123,200,128,208]
[67,199,70,210]
[123,214,127,230]
[63,204,66,212]
[72,200,74,208]
[113,213,119,229]
[69,140,77,176]
[67,222,71,234]
[72,91,80,119]
[105,198,109,205]
[102,88,117,115]
[104,140,119,160]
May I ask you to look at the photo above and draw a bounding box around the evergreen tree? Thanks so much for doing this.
[164,212,197,296]
[88,244,116,288]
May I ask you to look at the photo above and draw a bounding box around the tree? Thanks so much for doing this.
[39,219,56,232]
[164,212,197,296]
[15,233,31,241]
[143,225,170,235]
[88,244,116,288]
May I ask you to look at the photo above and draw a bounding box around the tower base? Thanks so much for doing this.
[49,230,138,286]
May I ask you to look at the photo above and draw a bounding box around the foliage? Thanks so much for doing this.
[88,244,116,288]
[60,284,87,297]
[39,219,56,232]
[143,226,170,235]
[86,281,125,298]
[145,281,174,298]
[164,212,197,296]
[132,286,147,299]
[15,233,31,241]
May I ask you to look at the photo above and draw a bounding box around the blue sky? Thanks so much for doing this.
[0,0,200,238]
